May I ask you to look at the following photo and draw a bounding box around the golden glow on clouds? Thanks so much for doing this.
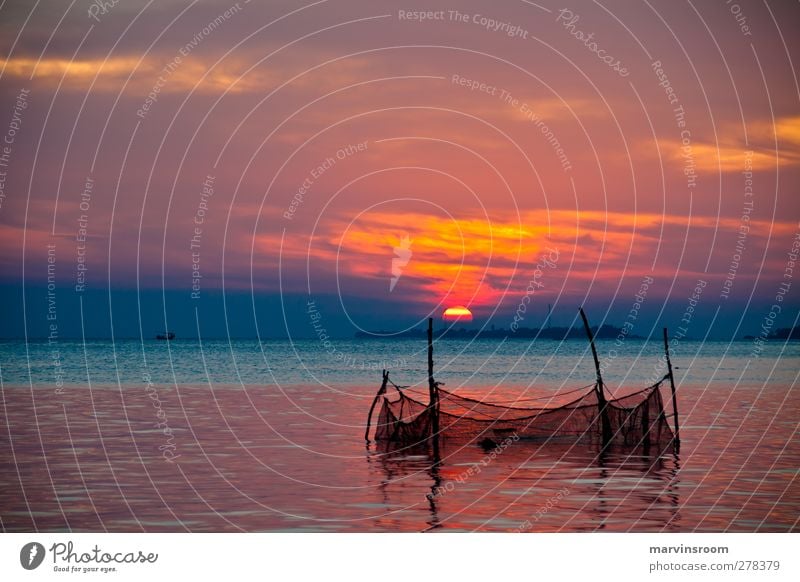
[752,115,800,146]
[674,142,786,172]
[1,57,144,78]
[0,55,272,94]
[655,116,800,172]
[0,54,375,95]
[6,53,798,176]
[256,208,799,306]
[774,116,800,145]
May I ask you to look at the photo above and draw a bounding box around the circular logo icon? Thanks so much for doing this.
[20,542,46,570]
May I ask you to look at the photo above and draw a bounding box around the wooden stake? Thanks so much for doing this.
[365,370,389,442]
[641,395,651,451]
[428,317,440,458]
[663,327,681,451]
[579,307,612,445]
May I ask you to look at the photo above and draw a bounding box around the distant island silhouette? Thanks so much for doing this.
[355,324,646,341]
[743,326,800,341]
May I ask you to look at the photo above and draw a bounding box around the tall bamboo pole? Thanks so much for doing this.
[579,308,612,446]
[663,327,680,452]
[427,317,440,459]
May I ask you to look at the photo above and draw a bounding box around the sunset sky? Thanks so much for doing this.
[0,0,798,339]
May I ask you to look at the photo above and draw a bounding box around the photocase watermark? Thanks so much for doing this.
[720,150,754,300]
[426,433,519,501]
[450,73,499,97]
[725,0,752,37]
[190,174,215,299]
[390,234,412,292]
[20,542,45,570]
[397,10,529,39]
[87,0,120,22]
[511,487,571,532]
[136,2,245,119]
[0,87,30,213]
[396,9,447,23]
[647,279,706,384]
[448,10,529,39]
[450,74,572,172]
[677,280,706,336]
[600,275,654,375]
[74,176,94,293]
[652,59,697,190]
[45,243,65,394]
[750,225,799,357]
[306,299,406,370]
[20,539,159,573]
[511,247,559,332]
[501,89,573,172]
[142,371,181,463]
[46,540,158,574]
[556,9,628,77]
[284,141,368,220]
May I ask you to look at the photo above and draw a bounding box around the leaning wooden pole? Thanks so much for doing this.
[579,308,613,446]
[663,327,681,452]
[365,370,389,442]
[427,317,440,459]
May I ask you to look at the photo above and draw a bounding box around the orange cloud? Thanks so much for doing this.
[0,53,377,96]
[1,56,144,79]
[0,55,272,94]
[252,207,800,308]
[656,140,784,172]
[653,116,800,172]
[773,115,800,145]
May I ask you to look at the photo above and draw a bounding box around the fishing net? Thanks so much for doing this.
[373,377,675,450]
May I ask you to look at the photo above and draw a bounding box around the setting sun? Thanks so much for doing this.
[442,305,474,323]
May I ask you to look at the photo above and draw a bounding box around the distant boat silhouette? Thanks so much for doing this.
[155,332,175,340]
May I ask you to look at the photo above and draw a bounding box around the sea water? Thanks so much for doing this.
[0,338,797,532]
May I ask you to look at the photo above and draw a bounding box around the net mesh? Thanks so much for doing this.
[374,379,675,449]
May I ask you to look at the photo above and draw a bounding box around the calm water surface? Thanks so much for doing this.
[1,339,798,531]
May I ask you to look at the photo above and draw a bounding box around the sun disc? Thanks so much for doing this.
[442,305,473,323]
